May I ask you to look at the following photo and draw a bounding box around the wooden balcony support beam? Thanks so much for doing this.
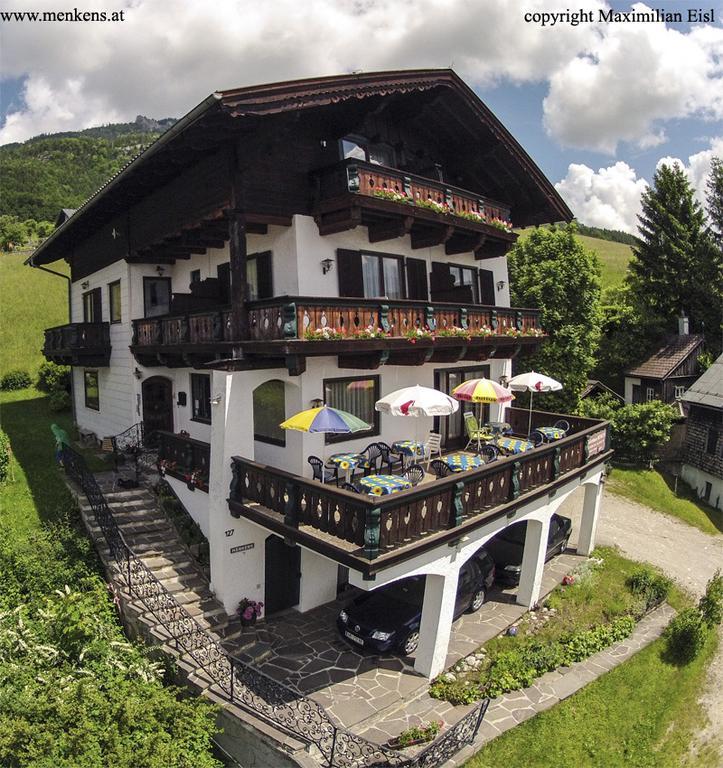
[368,215,414,243]
[446,233,486,256]
[411,224,455,250]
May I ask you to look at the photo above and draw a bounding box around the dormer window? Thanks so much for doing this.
[341,136,395,168]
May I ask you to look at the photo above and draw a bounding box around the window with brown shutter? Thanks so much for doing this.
[479,269,495,305]
[406,258,429,300]
[337,249,364,297]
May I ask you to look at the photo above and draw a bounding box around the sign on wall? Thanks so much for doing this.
[230,543,255,554]
[586,429,606,458]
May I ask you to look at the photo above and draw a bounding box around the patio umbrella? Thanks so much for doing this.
[507,371,563,436]
[451,378,515,447]
[280,405,371,434]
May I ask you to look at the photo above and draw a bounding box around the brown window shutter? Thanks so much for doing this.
[479,269,495,305]
[217,262,230,304]
[337,249,363,297]
[256,251,273,299]
[405,258,429,300]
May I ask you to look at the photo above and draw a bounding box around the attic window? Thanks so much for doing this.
[341,136,394,167]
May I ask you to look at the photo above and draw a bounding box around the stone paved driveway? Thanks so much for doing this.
[227,550,584,734]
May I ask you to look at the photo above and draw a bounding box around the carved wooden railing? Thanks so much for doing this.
[157,430,211,492]
[230,410,610,559]
[42,322,111,365]
[316,158,512,225]
[132,309,234,347]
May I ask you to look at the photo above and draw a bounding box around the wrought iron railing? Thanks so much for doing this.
[61,444,489,768]
[156,430,211,492]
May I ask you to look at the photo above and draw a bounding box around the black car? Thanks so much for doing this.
[337,549,495,655]
[485,513,572,586]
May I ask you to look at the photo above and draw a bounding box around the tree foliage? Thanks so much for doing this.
[705,157,723,245]
[508,223,602,411]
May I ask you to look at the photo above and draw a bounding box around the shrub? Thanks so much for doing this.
[0,369,32,390]
[610,401,676,465]
[698,570,723,627]
[0,430,10,484]
[627,568,671,611]
[37,361,70,393]
[48,389,72,412]
[666,608,708,664]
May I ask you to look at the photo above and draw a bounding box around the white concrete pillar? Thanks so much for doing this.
[297,549,339,612]
[516,516,551,609]
[414,570,460,679]
[207,371,265,614]
[577,479,604,556]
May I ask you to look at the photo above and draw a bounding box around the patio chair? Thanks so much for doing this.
[530,431,545,447]
[429,459,453,478]
[463,412,489,452]
[360,443,383,475]
[307,455,338,485]
[553,419,570,434]
[479,445,499,463]
[340,482,360,493]
[373,442,404,474]
[401,463,425,486]
[422,432,442,469]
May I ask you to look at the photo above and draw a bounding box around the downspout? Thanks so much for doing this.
[28,262,76,425]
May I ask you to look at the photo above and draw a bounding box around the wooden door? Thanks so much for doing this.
[142,376,174,436]
[264,535,301,615]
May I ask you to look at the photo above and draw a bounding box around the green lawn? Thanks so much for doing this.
[0,248,68,377]
[466,631,719,768]
[608,467,722,536]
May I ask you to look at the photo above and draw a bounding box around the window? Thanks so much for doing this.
[253,380,286,446]
[143,277,171,318]
[82,288,102,322]
[341,136,395,167]
[337,249,403,299]
[84,370,99,410]
[323,376,380,444]
[449,265,479,303]
[674,385,686,399]
[190,269,201,284]
[108,281,121,323]
[706,428,719,456]
[216,252,272,303]
[430,262,480,303]
[646,387,656,402]
[190,374,211,424]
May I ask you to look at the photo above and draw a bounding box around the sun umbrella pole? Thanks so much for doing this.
[528,391,534,436]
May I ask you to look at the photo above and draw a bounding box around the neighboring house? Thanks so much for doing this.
[623,316,704,405]
[580,379,624,403]
[30,70,611,680]
[680,355,723,510]
[54,208,77,228]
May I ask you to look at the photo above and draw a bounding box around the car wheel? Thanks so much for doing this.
[468,588,486,613]
[400,631,419,655]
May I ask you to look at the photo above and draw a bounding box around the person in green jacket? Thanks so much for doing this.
[51,423,70,465]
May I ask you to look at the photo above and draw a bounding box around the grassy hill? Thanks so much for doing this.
[576,233,632,291]
[0,249,69,377]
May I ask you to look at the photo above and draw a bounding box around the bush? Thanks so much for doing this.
[627,568,671,611]
[0,430,10,484]
[48,389,72,412]
[0,369,32,390]
[37,361,70,393]
[611,401,677,465]
[666,608,709,664]
[699,570,723,627]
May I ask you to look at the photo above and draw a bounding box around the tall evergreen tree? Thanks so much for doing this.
[706,157,723,244]
[627,162,714,336]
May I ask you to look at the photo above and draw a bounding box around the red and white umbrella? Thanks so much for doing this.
[375,385,459,418]
[507,371,563,435]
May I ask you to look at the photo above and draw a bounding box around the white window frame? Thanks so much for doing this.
[646,387,655,402]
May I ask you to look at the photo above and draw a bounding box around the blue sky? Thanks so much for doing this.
[1,0,721,231]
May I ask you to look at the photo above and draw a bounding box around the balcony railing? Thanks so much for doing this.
[42,322,111,366]
[156,430,211,492]
[316,159,512,230]
[132,309,234,348]
[228,409,610,572]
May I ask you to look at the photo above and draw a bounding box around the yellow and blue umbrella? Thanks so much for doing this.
[280,405,371,434]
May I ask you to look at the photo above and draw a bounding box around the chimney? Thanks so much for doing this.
[678,312,689,336]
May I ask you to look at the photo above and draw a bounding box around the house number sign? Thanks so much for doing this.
[230,543,255,554]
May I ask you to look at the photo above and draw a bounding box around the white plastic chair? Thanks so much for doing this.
[423,432,442,469]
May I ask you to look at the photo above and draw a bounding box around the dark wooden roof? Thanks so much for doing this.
[682,354,723,410]
[625,334,705,380]
[29,69,572,267]
[580,379,624,401]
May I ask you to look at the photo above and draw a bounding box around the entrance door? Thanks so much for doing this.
[142,376,174,437]
[434,366,491,449]
[265,535,301,614]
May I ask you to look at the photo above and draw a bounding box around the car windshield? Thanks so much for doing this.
[499,522,527,544]
[375,577,426,606]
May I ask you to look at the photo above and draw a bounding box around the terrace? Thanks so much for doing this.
[227,408,611,578]
[42,321,111,367]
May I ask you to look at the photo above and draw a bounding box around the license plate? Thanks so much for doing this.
[344,630,364,646]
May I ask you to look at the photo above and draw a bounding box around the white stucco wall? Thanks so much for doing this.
[164,473,211,538]
[681,463,723,510]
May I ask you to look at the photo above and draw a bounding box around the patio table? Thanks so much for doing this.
[494,436,535,455]
[392,440,424,467]
[327,453,370,484]
[533,426,567,442]
[443,453,483,472]
[358,474,413,496]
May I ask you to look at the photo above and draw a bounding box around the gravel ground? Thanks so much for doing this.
[559,485,723,764]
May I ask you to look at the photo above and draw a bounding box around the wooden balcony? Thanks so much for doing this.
[313,159,516,258]
[42,322,111,366]
[130,297,544,372]
[156,430,211,492]
[228,409,611,577]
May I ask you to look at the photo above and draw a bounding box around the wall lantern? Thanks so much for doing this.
[321,258,334,275]
[134,367,143,380]
[156,265,165,276]
[499,374,510,388]
[81,280,90,289]
[496,280,506,291]
[211,393,223,406]
[310,397,324,408]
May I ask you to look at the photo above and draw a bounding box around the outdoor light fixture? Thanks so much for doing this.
[499,375,510,388]
[321,258,334,275]
[211,393,223,406]
[310,397,324,408]
[134,367,143,380]
[156,265,165,276]
[81,280,90,289]
[496,280,506,291]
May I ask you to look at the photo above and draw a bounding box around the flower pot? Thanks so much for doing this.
[240,615,257,628]
[186,481,196,492]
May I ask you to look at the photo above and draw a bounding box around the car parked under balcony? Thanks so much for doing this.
[337,549,495,655]
[486,513,572,586]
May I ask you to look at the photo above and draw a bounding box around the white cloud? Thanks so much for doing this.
[657,137,723,205]
[554,161,648,232]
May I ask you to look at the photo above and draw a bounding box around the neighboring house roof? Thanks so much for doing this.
[682,354,723,410]
[28,69,572,268]
[624,334,705,380]
[580,379,624,401]
[54,208,77,228]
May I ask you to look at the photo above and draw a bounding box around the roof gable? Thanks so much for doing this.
[682,354,723,410]
[625,335,705,380]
